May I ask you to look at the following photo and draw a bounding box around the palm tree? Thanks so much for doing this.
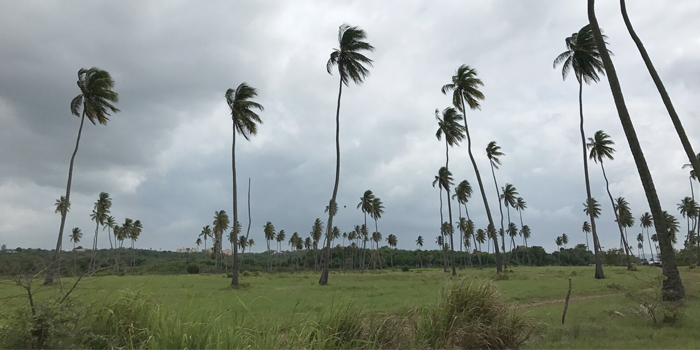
[501,183,519,262]
[225,82,264,288]
[371,231,383,269]
[453,180,473,260]
[588,130,633,269]
[486,141,508,268]
[264,221,276,270]
[620,0,700,181]
[436,106,465,276]
[555,236,563,265]
[276,230,286,270]
[321,23,374,285]
[357,190,375,273]
[69,227,82,275]
[55,196,71,217]
[199,225,212,253]
[46,68,120,285]
[213,210,230,271]
[683,154,700,203]
[196,238,202,252]
[678,197,698,249]
[637,233,646,260]
[562,233,570,265]
[476,228,487,258]
[370,197,385,243]
[514,197,530,265]
[312,218,324,271]
[521,225,531,266]
[442,65,502,273]
[664,211,680,246]
[583,198,602,222]
[434,167,455,273]
[386,234,397,267]
[416,236,424,268]
[588,0,684,300]
[554,24,607,280]
[89,192,112,252]
[130,220,142,267]
[640,212,654,261]
[104,215,116,250]
[507,222,519,265]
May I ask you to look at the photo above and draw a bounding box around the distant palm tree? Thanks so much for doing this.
[321,23,374,285]
[521,225,531,266]
[386,234,397,267]
[434,167,455,273]
[588,130,633,269]
[104,215,116,250]
[640,212,654,261]
[372,231,383,269]
[357,190,375,273]
[620,0,700,181]
[277,230,287,253]
[226,82,264,288]
[476,229,487,261]
[69,227,82,275]
[46,67,120,285]
[199,225,212,253]
[442,65,502,273]
[213,210,230,271]
[515,197,530,265]
[264,221,276,270]
[588,0,684,300]
[555,236,563,265]
[453,180,473,259]
[130,220,142,267]
[507,222,519,265]
[678,197,698,249]
[370,197,385,242]
[416,236,424,268]
[501,183,520,264]
[312,218,324,271]
[562,233,570,265]
[486,141,508,268]
[196,238,202,252]
[88,192,112,270]
[554,24,607,280]
[637,233,646,260]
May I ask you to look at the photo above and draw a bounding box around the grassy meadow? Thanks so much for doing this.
[2,266,700,348]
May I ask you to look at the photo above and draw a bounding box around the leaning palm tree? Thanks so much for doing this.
[553,24,607,280]
[507,222,519,265]
[416,236,424,268]
[515,197,530,265]
[442,65,502,273]
[678,197,698,248]
[640,212,654,261]
[225,82,264,288]
[46,67,119,285]
[357,190,374,273]
[435,107,465,276]
[501,183,519,261]
[588,130,633,270]
[321,23,374,285]
[486,141,508,268]
[582,221,591,252]
[620,0,700,181]
[588,0,684,301]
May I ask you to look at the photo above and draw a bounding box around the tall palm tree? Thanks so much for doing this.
[264,221,276,270]
[312,218,324,271]
[678,197,698,248]
[46,68,119,285]
[562,233,570,265]
[554,24,607,280]
[277,229,286,270]
[89,192,112,252]
[434,167,455,273]
[507,222,519,265]
[515,197,530,265]
[620,0,700,180]
[321,23,374,285]
[370,197,385,242]
[196,238,202,252]
[588,130,633,269]
[453,180,473,259]
[582,221,591,252]
[213,210,230,271]
[130,220,142,267]
[588,0,684,301]
[357,190,375,273]
[442,65,502,273]
[521,225,531,266]
[555,236,563,265]
[104,215,116,250]
[476,229,487,262]
[69,227,82,275]
[486,141,508,268]
[637,233,646,260]
[199,225,212,253]
[501,184,519,262]
[225,82,264,288]
[416,236,424,268]
[640,212,654,261]
[386,234,397,267]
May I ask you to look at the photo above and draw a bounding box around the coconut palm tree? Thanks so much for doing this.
[442,65,502,273]
[212,210,230,271]
[104,215,116,250]
[583,198,602,221]
[130,220,142,267]
[312,218,324,271]
[453,180,473,258]
[434,167,455,273]
[620,0,700,180]
[582,221,591,252]
[69,227,82,275]
[46,68,120,285]
[664,211,680,246]
[386,234,397,267]
[264,221,276,270]
[614,197,635,269]
[357,190,375,272]
[555,236,563,265]
[89,192,112,252]
[225,82,264,288]
[588,130,633,270]
[277,230,286,253]
[678,197,698,249]
[507,222,519,265]
[562,233,570,265]
[196,238,202,252]
[416,236,424,268]
[476,228,487,262]
[55,196,71,216]
[486,141,508,268]
[370,197,385,242]
[588,0,683,300]
[553,24,607,280]
[521,225,531,266]
[637,233,646,260]
[321,23,374,285]
[199,225,212,253]
[371,231,383,269]
[501,183,519,261]
[640,212,654,261]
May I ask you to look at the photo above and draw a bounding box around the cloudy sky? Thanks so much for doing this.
[1,0,699,255]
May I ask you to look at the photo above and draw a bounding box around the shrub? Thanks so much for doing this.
[186,264,200,274]
[401,266,410,272]
[689,264,696,270]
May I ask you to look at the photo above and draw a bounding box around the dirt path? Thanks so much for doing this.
[522,292,623,307]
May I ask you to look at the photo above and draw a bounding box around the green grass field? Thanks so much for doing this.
[2,266,699,349]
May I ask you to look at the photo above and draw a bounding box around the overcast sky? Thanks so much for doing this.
[1,1,699,255]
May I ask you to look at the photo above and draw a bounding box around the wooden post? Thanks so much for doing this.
[561,277,572,325]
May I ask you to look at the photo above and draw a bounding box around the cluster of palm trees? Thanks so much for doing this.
[554,234,569,265]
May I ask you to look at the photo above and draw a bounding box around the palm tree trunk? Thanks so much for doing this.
[600,162,634,269]
[474,236,482,268]
[45,109,87,285]
[445,141,457,276]
[589,0,684,300]
[231,123,240,288]
[577,79,605,279]
[646,227,654,261]
[460,96,501,273]
[458,203,464,268]
[620,0,700,181]
[489,162,508,268]
[438,188,447,272]
[90,220,100,271]
[320,78,343,285]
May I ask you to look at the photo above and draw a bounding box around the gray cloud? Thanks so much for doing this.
[1,0,699,256]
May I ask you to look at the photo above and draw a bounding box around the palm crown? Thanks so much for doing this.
[553,24,608,84]
[587,130,616,164]
[500,183,519,208]
[225,83,264,141]
[70,67,120,125]
[453,180,473,205]
[441,65,485,112]
[433,167,454,192]
[486,141,504,169]
[435,107,466,146]
[327,24,375,86]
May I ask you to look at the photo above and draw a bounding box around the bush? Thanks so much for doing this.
[186,264,200,274]
[401,266,410,272]
[689,264,696,269]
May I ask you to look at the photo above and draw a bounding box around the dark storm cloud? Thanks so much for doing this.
[1,0,699,256]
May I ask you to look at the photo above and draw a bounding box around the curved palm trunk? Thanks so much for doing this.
[45,109,87,285]
[577,80,605,279]
[489,162,508,268]
[646,227,654,261]
[600,162,634,269]
[319,78,343,285]
[231,124,240,288]
[589,0,684,300]
[445,141,457,276]
[620,0,700,183]
[245,178,252,241]
[460,97,501,273]
[374,218,382,269]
